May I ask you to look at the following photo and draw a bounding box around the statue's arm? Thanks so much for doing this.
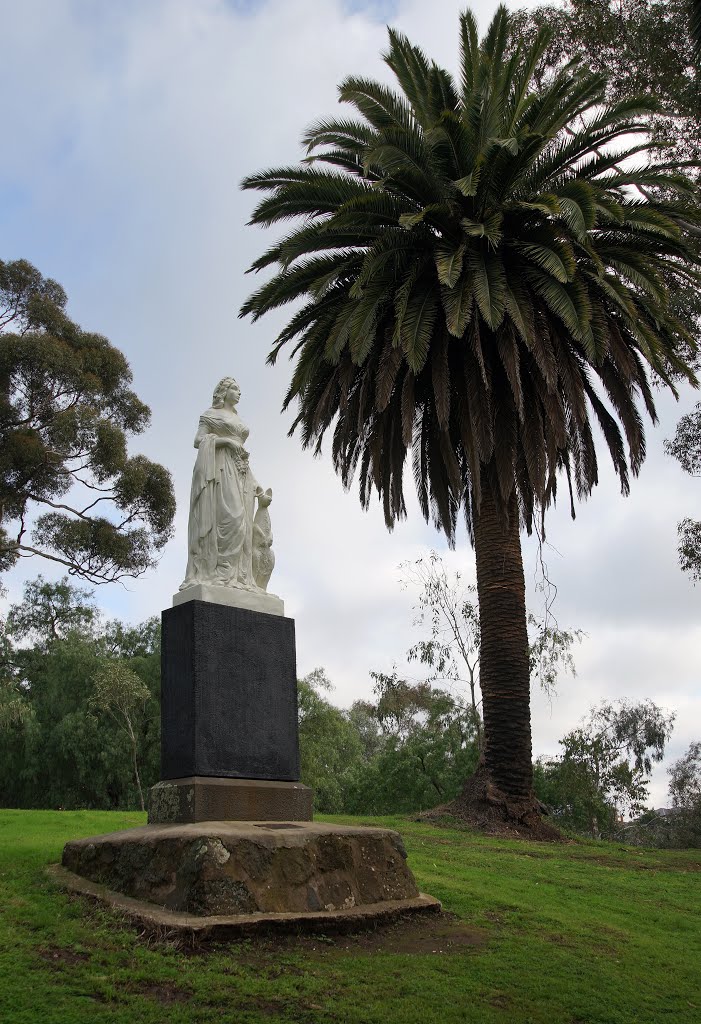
[193,415,246,454]
[193,420,208,449]
[194,421,236,451]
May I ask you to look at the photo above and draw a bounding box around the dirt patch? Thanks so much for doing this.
[545,932,578,949]
[257,962,307,979]
[582,854,701,873]
[248,998,288,1017]
[481,910,506,924]
[489,993,512,1009]
[38,946,90,967]
[247,998,332,1022]
[243,912,487,957]
[129,981,192,1004]
[348,916,486,955]
[418,765,564,842]
[499,848,558,859]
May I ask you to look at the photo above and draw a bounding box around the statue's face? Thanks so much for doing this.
[226,381,240,405]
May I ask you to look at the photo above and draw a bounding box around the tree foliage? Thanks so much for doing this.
[0,258,175,583]
[402,553,482,745]
[6,575,98,647]
[666,741,701,846]
[535,699,675,836]
[297,668,365,813]
[89,662,152,811]
[0,614,30,730]
[241,5,700,540]
[0,577,160,810]
[295,665,480,815]
[400,551,582,740]
[347,670,480,814]
[665,404,701,581]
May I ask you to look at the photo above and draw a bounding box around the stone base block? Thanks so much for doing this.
[173,584,284,617]
[149,777,313,824]
[60,821,431,922]
[49,864,440,939]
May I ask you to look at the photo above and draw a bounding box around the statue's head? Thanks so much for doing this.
[212,376,240,408]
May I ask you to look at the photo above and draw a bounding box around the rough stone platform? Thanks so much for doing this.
[49,865,439,940]
[59,821,438,930]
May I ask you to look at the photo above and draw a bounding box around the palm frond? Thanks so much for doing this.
[240,3,701,545]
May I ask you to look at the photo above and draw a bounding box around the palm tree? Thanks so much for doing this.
[240,6,700,829]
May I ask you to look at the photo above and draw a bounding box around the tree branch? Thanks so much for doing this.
[26,494,95,522]
[8,544,135,586]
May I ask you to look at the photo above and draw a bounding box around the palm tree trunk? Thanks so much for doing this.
[473,480,533,802]
[425,479,559,837]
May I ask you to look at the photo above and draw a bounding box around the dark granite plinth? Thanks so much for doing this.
[149,777,313,824]
[161,601,299,782]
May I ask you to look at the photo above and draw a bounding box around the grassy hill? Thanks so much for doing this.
[0,809,699,1023]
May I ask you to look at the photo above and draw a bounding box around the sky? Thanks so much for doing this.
[1,0,699,808]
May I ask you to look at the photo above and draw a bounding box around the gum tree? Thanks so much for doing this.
[240,7,700,830]
[89,662,151,812]
[665,404,701,581]
[400,551,583,755]
[0,258,175,584]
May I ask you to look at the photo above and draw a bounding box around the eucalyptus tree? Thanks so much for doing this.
[668,741,701,846]
[511,1,701,165]
[0,258,175,584]
[89,662,152,811]
[665,404,701,581]
[240,7,700,828]
[536,700,675,838]
[400,551,582,755]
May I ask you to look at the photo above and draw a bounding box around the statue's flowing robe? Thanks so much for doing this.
[180,408,258,590]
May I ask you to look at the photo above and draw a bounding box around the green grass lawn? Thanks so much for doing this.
[0,809,699,1024]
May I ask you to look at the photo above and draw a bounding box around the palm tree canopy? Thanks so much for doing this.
[240,5,701,543]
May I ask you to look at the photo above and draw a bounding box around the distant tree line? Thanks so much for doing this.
[1,575,698,848]
[300,669,701,848]
[0,577,160,810]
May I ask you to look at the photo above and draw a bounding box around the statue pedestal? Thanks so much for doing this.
[61,822,424,914]
[58,595,433,934]
[149,777,313,824]
[56,822,441,937]
[158,599,304,789]
[150,599,312,822]
[173,582,284,617]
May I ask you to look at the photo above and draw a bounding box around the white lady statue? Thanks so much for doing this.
[178,376,278,610]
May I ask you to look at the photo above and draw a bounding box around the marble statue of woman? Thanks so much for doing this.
[179,377,278,607]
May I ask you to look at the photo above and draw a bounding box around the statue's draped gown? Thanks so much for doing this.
[180,407,258,590]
